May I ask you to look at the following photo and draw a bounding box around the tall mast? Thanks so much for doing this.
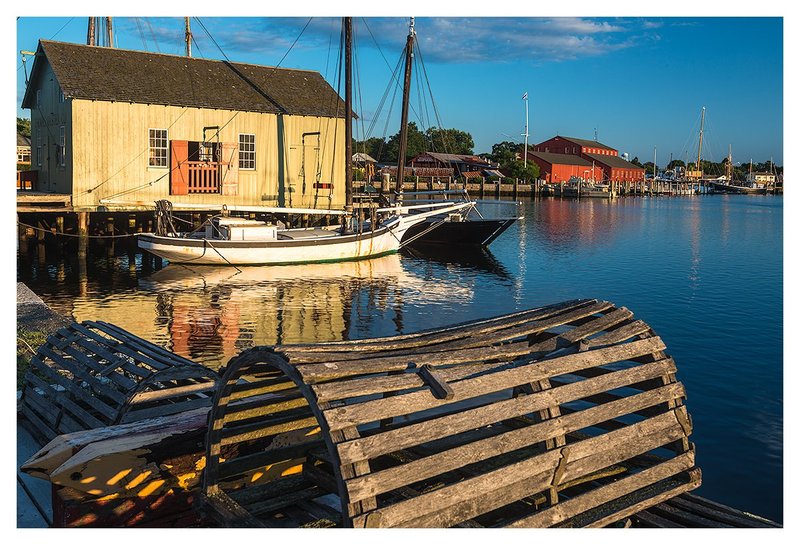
[106,17,114,47]
[185,17,192,57]
[696,106,705,173]
[344,17,354,220]
[653,147,657,179]
[395,17,416,201]
[727,144,732,183]
[522,92,529,168]
[87,17,96,46]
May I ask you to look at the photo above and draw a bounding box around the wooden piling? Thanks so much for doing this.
[78,212,89,258]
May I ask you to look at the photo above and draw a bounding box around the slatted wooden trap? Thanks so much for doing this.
[19,320,219,444]
[202,298,701,528]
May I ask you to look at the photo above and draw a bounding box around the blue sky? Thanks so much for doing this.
[13,13,784,165]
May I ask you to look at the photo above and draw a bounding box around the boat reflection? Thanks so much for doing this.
[70,253,480,368]
[400,245,511,279]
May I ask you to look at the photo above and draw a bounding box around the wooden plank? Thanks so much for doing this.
[324,337,667,431]
[38,344,129,405]
[291,300,613,367]
[282,299,594,354]
[128,381,215,404]
[581,320,651,350]
[645,500,732,528]
[90,321,197,367]
[668,494,780,527]
[351,409,688,528]
[119,395,213,423]
[220,416,320,447]
[45,342,138,394]
[417,365,454,400]
[338,359,678,467]
[584,469,702,528]
[344,381,685,502]
[507,450,696,527]
[30,357,117,421]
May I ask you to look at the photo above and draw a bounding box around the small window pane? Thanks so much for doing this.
[149,129,168,167]
[239,134,256,170]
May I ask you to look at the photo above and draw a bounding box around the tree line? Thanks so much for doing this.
[629,156,783,178]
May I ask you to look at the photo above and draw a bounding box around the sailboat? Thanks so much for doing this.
[138,18,471,265]
[355,18,521,248]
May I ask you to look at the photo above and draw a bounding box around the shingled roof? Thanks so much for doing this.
[22,40,346,118]
[585,152,645,170]
[558,136,617,152]
[527,151,594,166]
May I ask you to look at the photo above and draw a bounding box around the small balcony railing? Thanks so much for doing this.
[187,161,219,194]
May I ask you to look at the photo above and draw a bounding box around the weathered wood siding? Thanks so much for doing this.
[28,61,72,194]
[70,99,345,210]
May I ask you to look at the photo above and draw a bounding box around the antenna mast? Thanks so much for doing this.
[344,17,354,226]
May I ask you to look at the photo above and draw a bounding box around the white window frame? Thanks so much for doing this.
[238,133,256,170]
[148,128,168,168]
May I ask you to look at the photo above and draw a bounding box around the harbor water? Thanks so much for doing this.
[17,194,783,523]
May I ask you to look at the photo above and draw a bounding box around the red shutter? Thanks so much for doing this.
[220,142,239,196]
[170,140,189,195]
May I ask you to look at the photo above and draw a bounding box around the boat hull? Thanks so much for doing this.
[138,226,402,265]
[402,218,517,247]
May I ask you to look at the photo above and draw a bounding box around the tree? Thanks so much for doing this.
[489,141,522,164]
[425,127,474,155]
[353,137,386,163]
[630,156,643,168]
[505,160,539,182]
[383,122,429,164]
[17,117,31,138]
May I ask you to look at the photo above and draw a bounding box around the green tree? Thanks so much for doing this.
[630,156,643,168]
[383,122,429,164]
[353,137,386,162]
[505,159,539,182]
[17,117,31,138]
[425,127,474,155]
[489,141,522,165]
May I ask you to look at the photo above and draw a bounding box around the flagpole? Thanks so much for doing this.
[523,92,529,168]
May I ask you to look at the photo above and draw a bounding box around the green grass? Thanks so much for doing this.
[17,328,48,390]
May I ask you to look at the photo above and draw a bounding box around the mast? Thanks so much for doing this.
[106,17,114,47]
[395,17,416,201]
[696,106,705,173]
[653,147,657,179]
[87,17,96,46]
[344,17,354,224]
[522,92,529,168]
[185,17,192,57]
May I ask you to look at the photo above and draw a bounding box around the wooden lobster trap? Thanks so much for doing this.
[19,320,219,444]
[202,298,701,528]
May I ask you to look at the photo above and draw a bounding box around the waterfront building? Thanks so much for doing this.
[20,40,348,211]
[532,135,645,183]
[526,151,604,184]
[17,132,31,166]
[410,152,500,179]
[746,171,776,186]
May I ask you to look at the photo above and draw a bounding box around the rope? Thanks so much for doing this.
[17,221,139,239]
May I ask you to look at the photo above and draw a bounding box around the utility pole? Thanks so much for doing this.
[185,17,192,57]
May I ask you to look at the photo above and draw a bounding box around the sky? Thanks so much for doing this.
[13,12,784,166]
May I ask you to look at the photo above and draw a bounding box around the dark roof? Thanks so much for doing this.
[585,152,645,170]
[557,136,617,152]
[23,40,346,117]
[527,151,593,166]
[419,152,493,166]
[17,133,31,146]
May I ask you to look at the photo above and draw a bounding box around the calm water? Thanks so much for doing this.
[17,194,783,523]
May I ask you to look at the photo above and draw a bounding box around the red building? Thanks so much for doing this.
[532,135,644,183]
[527,151,604,184]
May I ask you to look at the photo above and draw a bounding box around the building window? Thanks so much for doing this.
[36,130,42,167]
[57,125,66,166]
[239,133,256,170]
[149,128,168,168]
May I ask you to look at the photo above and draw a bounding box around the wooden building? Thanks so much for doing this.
[410,152,498,179]
[20,40,348,211]
[532,135,644,183]
[526,151,604,184]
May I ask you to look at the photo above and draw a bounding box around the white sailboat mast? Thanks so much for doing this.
[522,92,529,168]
